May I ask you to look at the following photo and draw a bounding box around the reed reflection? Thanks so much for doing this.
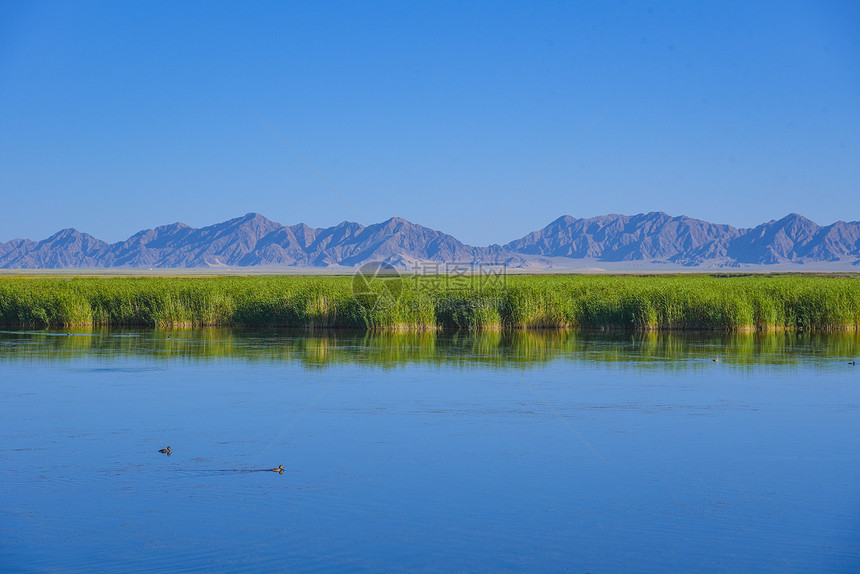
[1,328,857,370]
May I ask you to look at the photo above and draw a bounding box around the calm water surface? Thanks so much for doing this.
[1,330,859,572]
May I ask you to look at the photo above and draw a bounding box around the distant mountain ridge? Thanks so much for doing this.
[505,212,860,266]
[0,213,528,270]
[504,212,741,264]
[1,212,858,269]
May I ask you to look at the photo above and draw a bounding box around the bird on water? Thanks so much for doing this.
[270,465,284,473]
[159,446,172,454]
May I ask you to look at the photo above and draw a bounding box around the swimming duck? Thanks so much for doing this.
[270,465,284,473]
[159,446,172,454]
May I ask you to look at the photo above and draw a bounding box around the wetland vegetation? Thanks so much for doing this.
[0,274,858,331]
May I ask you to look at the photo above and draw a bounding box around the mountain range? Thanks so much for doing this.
[1,212,858,270]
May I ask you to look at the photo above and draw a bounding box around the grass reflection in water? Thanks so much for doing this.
[1,328,857,370]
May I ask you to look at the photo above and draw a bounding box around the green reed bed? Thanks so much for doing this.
[0,274,858,331]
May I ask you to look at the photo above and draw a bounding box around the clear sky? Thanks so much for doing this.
[1,0,858,245]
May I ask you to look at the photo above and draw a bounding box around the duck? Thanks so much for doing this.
[269,465,284,473]
[158,446,172,454]
[850,361,856,366]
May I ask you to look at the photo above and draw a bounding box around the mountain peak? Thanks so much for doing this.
[238,212,276,224]
[779,213,812,223]
[383,216,410,225]
[375,216,423,233]
[154,221,191,232]
[551,215,577,225]
[47,228,83,240]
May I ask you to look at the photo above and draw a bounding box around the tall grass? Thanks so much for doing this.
[0,274,858,331]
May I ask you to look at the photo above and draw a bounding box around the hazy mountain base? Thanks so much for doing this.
[1,259,859,275]
[520,257,860,273]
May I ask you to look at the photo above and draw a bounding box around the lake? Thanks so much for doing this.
[1,329,858,572]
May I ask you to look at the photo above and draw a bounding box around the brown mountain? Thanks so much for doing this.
[504,212,741,264]
[1,212,858,269]
[0,213,526,269]
[727,213,860,264]
[505,212,860,266]
[0,229,110,268]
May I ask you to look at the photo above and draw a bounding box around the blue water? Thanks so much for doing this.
[1,330,858,572]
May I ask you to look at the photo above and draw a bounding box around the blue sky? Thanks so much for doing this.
[1,1,858,245]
